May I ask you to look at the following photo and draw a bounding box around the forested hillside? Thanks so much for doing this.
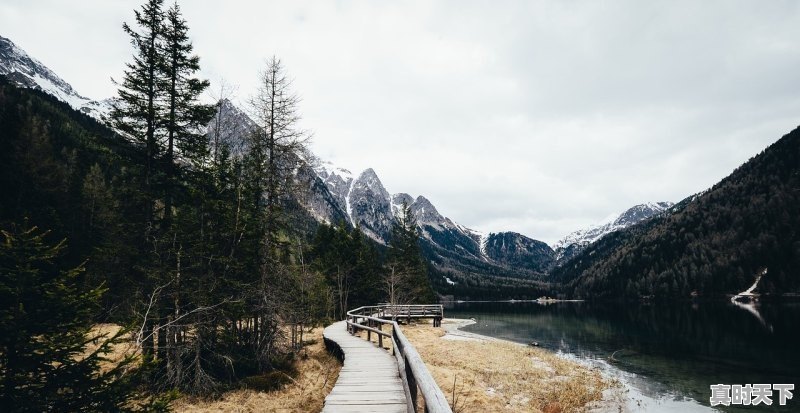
[0,0,436,408]
[551,126,800,299]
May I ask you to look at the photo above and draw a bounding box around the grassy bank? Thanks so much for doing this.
[357,319,613,413]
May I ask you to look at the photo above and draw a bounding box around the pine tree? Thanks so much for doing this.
[350,227,382,308]
[0,225,139,412]
[112,0,167,362]
[160,1,215,227]
[148,5,216,392]
[112,0,166,209]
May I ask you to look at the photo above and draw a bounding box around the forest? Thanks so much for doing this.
[0,0,434,410]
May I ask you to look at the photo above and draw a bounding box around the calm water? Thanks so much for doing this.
[445,300,800,412]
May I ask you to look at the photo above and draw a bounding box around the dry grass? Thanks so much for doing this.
[91,320,607,412]
[173,327,340,413]
[394,321,610,413]
[85,323,140,373]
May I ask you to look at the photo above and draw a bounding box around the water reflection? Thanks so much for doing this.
[730,300,773,332]
[445,300,800,411]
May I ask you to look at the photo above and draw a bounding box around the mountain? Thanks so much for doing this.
[205,98,257,159]
[553,201,674,265]
[312,163,394,243]
[0,35,111,121]
[0,36,556,288]
[348,168,395,243]
[4,35,674,299]
[312,162,555,288]
[551,126,800,299]
[485,232,554,273]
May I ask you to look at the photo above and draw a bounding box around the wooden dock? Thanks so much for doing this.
[322,320,409,413]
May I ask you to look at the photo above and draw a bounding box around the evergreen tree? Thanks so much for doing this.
[112,0,166,208]
[0,225,140,412]
[112,0,168,363]
[160,1,215,227]
[349,227,383,308]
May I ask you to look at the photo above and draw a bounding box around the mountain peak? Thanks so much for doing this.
[345,167,392,243]
[359,167,379,180]
[553,201,674,264]
[612,202,674,227]
[0,35,84,100]
[411,195,443,225]
[353,168,388,199]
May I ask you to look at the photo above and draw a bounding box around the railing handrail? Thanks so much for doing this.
[345,304,451,413]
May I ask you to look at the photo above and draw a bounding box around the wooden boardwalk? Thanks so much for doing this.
[322,320,408,413]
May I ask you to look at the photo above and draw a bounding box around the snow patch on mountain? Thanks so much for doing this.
[553,201,674,263]
[0,35,111,121]
[473,231,489,261]
[314,161,357,222]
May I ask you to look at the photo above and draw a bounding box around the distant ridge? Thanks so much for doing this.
[551,127,800,298]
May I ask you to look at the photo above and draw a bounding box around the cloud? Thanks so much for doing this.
[2,0,799,244]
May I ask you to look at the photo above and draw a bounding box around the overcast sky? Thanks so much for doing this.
[3,0,800,244]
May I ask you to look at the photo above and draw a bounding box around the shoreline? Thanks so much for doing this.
[401,319,611,411]
[439,318,505,342]
[439,318,626,412]
[443,317,713,413]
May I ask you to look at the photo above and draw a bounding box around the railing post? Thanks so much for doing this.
[406,354,418,412]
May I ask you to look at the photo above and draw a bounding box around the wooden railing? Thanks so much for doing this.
[346,304,451,413]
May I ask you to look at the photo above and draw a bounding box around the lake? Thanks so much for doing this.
[444,300,800,412]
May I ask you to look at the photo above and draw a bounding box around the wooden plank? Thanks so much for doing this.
[322,405,406,413]
[322,321,408,413]
[329,386,404,390]
[325,394,406,402]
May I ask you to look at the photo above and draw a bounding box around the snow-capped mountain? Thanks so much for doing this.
[553,201,674,265]
[311,160,555,277]
[348,168,395,243]
[0,35,111,121]
[0,35,565,282]
[315,162,355,214]
[312,163,393,243]
[314,162,471,241]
